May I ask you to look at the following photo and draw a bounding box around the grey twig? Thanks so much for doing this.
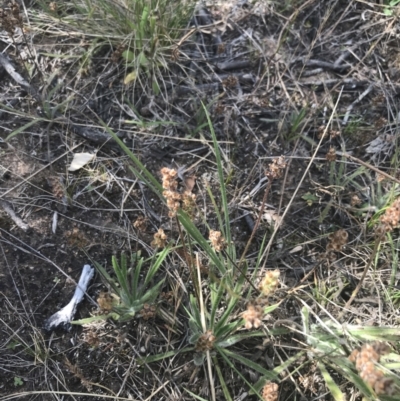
[342,84,374,125]
[0,199,29,231]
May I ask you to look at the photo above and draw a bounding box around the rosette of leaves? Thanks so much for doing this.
[75,249,168,324]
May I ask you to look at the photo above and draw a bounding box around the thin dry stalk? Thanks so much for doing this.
[239,156,287,265]
[337,238,380,320]
[196,253,216,401]
[260,87,344,268]
[338,152,400,186]
[340,197,400,318]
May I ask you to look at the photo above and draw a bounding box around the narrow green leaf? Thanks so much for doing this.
[252,351,306,393]
[217,330,265,348]
[71,314,116,325]
[215,321,241,340]
[100,122,163,194]
[210,279,225,330]
[202,102,234,262]
[112,255,130,301]
[220,347,278,378]
[318,361,345,401]
[193,352,205,366]
[214,357,233,401]
[6,119,44,141]
[178,210,226,274]
[137,347,194,364]
[93,261,120,295]
[345,326,400,342]
[131,254,142,300]
[144,247,169,287]
[218,348,264,400]
[183,388,209,401]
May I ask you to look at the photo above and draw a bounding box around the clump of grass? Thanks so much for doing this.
[97,109,291,400]
[95,104,400,401]
[36,0,196,91]
[73,250,168,324]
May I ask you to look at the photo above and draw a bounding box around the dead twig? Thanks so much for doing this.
[337,151,400,186]
[342,84,374,125]
[0,199,29,231]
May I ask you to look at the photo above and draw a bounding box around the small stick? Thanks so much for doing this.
[337,151,400,185]
[342,84,374,125]
[0,199,29,231]
[338,238,381,320]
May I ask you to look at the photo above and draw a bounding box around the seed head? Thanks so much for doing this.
[349,342,393,395]
[195,330,216,352]
[0,1,23,36]
[377,197,400,236]
[139,303,157,320]
[326,147,336,162]
[161,167,181,217]
[182,191,196,218]
[151,228,167,248]
[266,156,287,180]
[97,291,115,312]
[326,229,348,252]
[259,270,280,296]
[133,215,148,232]
[242,303,263,329]
[262,382,279,401]
[209,230,226,252]
[350,194,361,207]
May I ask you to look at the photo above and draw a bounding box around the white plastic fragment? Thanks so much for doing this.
[68,152,95,171]
[44,265,94,331]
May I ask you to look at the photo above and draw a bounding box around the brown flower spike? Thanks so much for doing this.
[209,230,226,252]
[262,382,279,401]
[151,228,167,248]
[349,342,394,395]
[326,147,336,162]
[266,156,287,180]
[195,330,216,352]
[139,303,156,320]
[161,167,181,217]
[242,303,263,329]
[377,197,400,236]
[259,270,280,296]
[326,229,348,252]
[133,215,147,232]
